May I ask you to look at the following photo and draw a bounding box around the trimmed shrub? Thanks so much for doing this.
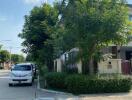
[66,67,78,74]
[65,75,131,94]
[45,72,67,90]
[45,73,131,94]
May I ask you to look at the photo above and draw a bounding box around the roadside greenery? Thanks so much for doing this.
[11,54,25,64]
[19,0,132,74]
[19,4,58,71]
[0,49,25,67]
[56,0,132,73]
[45,72,67,90]
[44,72,131,94]
[65,75,131,94]
[0,50,10,63]
[19,0,132,94]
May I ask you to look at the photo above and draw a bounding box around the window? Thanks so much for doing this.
[12,65,31,71]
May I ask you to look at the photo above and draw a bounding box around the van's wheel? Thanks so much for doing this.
[9,83,13,87]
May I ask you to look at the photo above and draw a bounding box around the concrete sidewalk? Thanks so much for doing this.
[0,70,10,77]
[79,92,132,100]
[0,69,10,73]
[36,90,132,100]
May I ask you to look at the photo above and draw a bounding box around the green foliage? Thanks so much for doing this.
[0,50,10,63]
[65,75,131,94]
[19,4,59,71]
[45,72,67,90]
[0,45,2,50]
[54,0,132,73]
[44,73,131,94]
[11,54,25,64]
[38,63,48,77]
[25,53,33,62]
[19,0,132,74]
[65,67,78,74]
[38,63,49,88]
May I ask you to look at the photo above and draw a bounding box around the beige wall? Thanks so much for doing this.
[55,58,123,74]
[98,59,122,74]
[54,59,82,73]
[76,60,82,73]
[3,62,10,70]
[54,59,62,72]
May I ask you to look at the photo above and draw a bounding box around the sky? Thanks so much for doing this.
[0,0,132,55]
[0,0,53,55]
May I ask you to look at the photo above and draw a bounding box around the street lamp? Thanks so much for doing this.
[9,46,12,65]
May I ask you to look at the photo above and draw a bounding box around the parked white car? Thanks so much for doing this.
[9,63,34,86]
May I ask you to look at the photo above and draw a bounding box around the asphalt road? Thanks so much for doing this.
[0,70,74,100]
[0,70,37,100]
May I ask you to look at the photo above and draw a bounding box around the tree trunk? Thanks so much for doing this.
[88,58,94,74]
[82,58,94,74]
[82,60,89,74]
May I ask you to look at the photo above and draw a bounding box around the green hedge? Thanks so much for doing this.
[65,75,131,94]
[45,72,67,90]
[65,67,78,74]
[45,73,131,94]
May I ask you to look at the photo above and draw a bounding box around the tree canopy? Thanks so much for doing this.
[0,50,10,63]
[19,0,132,74]
[11,54,25,64]
[19,3,59,71]
[54,0,132,73]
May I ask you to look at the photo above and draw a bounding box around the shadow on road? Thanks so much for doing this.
[9,83,34,87]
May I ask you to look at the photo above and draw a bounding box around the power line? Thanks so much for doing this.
[0,40,11,42]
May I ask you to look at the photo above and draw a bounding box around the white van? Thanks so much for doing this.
[9,63,34,86]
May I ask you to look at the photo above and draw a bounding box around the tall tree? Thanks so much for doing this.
[11,54,25,64]
[19,4,59,71]
[55,0,132,74]
[0,45,2,50]
[25,53,33,62]
[0,50,10,63]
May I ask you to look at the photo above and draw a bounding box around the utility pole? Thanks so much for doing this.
[9,46,12,66]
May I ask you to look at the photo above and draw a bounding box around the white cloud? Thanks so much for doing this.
[23,0,47,4]
[0,16,7,21]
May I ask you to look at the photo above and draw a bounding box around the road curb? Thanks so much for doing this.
[37,75,72,95]
[0,70,10,73]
